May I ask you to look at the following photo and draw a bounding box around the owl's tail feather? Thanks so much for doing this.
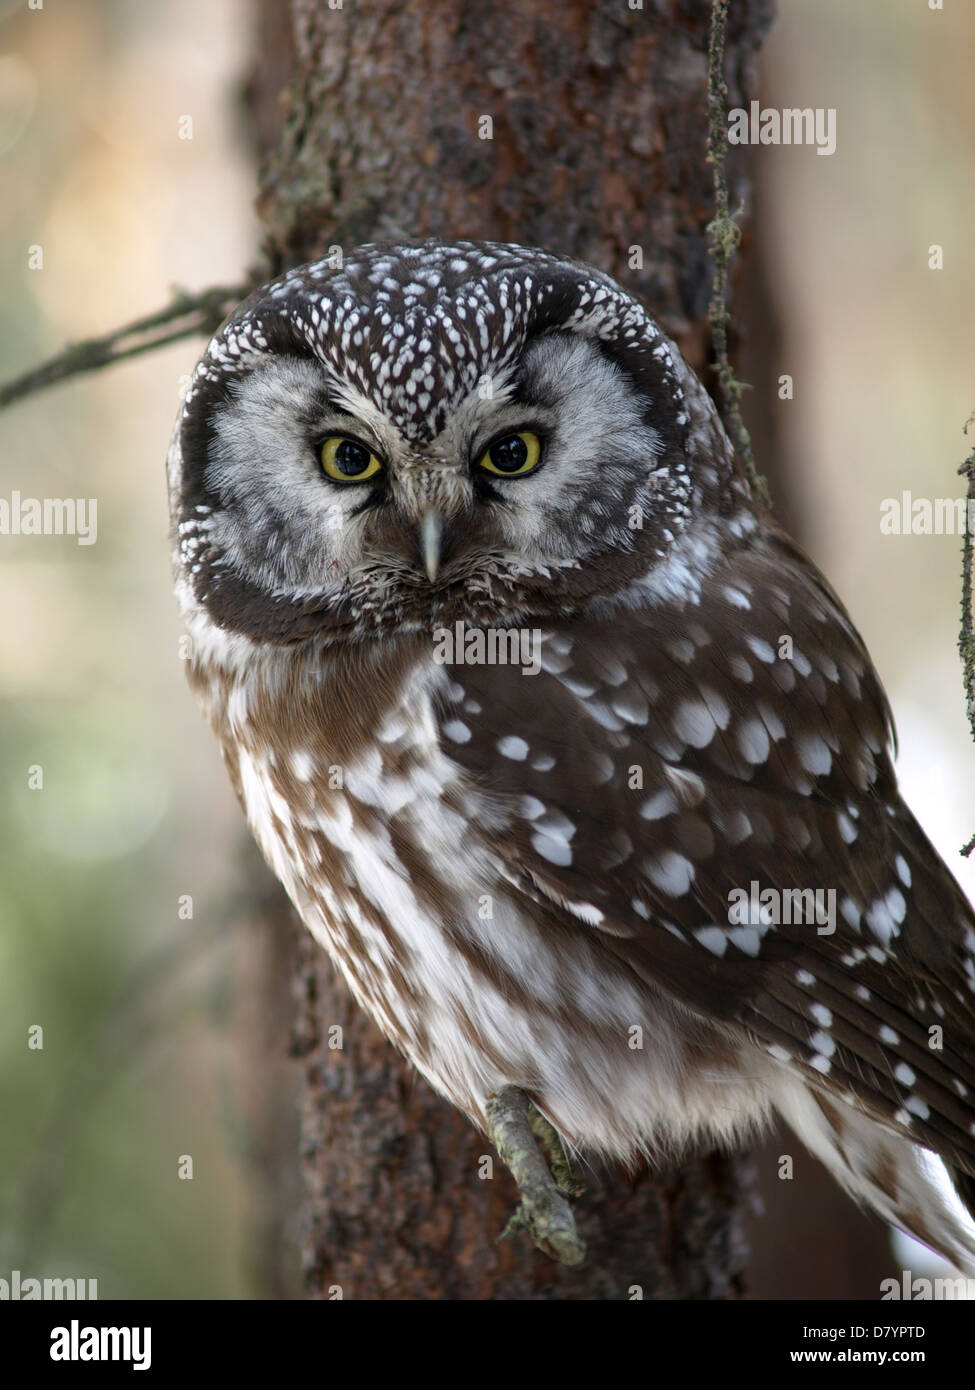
[772,1075,975,1278]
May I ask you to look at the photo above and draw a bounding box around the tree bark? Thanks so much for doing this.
[250,0,776,1299]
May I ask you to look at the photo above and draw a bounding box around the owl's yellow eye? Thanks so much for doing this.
[475,431,542,477]
[320,436,383,482]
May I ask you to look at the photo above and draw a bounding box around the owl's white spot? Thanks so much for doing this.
[727,926,762,956]
[878,1025,900,1045]
[808,1030,835,1057]
[699,686,731,729]
[583,699,627,732]
[766,1043,792,1062]
[560,674,598,698]
[535,808,576,840]
[895,854,912,888]
[795,969,816,987]
[443,720,472,743]
[377,712,410,744]
[840,897,861,931]
[886,888,907,924]
[530,753,556,772]
[611,691,649,724]
[797,734,832,777]
[737,719,770,765]
[809,1003,832,1028]
[290,751,316,783]
[497,736,530,761]
[722,586,751,610]
[693,925,727,957]
[792,649,812,677]
[645,851,695,897]
[818,653,840,682]
[865,894,901,944]
[894,1062,916,1087]
[745,636,776,663]
[631,898,650,920]
[531,829,573,867]
[904,1096,930,1120]
[722,810,752,846]
[836,811,858,844]
[662,764,706,808]
[639,789,678,821]
[593,654,629,687]
[672,700,717,749]
[519,796,546,820]
[757,703,786,742]
[665,638,696,665]
[728,654,753,683]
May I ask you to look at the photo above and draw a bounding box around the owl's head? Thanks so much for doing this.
[169,240,739,651]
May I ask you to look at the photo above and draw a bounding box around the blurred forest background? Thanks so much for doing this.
[1,0,973,1298]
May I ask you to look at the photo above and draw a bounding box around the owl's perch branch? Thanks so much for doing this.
[485,1087,586,1267]
[706,0,770,509]
[0,283,250,411]
[959,418,975,857]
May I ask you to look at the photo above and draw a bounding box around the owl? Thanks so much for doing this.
[169,239,975,1273]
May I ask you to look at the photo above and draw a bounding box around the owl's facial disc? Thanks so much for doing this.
[195,327,677,642]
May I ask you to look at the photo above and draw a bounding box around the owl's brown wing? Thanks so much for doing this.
[436,530,975,1175]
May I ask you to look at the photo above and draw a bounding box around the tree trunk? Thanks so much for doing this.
[249,0,776,1299]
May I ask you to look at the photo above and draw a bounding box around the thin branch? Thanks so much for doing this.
[0,283,251,410]
[958,415,975,855]
[706,0,770,507]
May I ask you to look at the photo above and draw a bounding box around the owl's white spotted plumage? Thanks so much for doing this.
[169,239,975,1269]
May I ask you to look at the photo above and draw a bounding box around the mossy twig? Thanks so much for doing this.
[706,0,770,507]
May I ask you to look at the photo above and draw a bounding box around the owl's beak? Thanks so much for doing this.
[419,509,444,582]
